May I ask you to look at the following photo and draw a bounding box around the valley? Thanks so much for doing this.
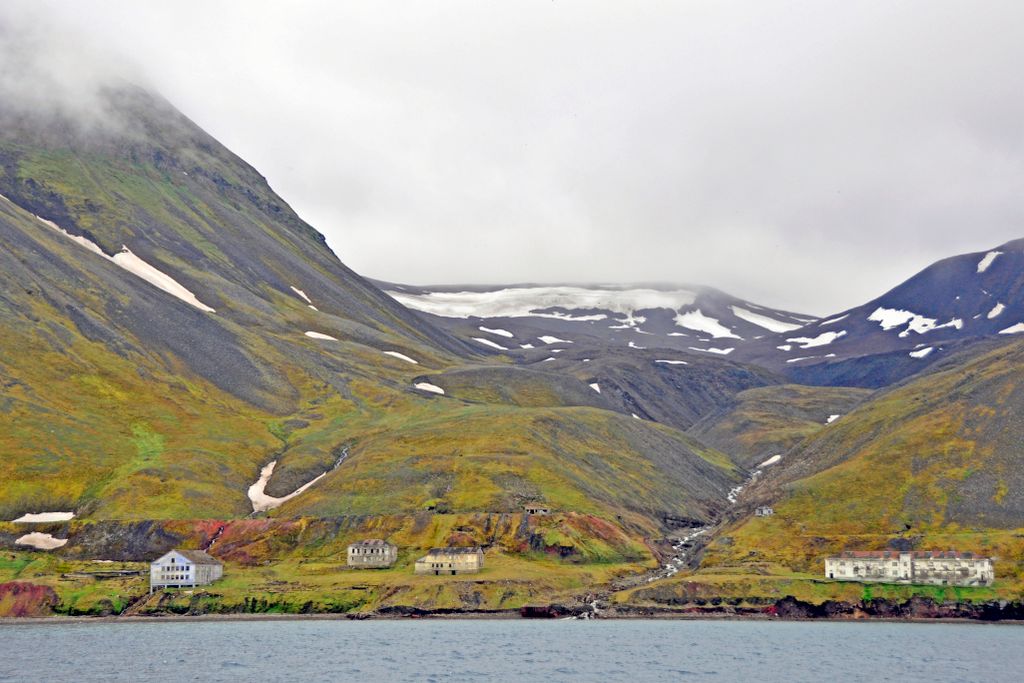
[1,84,1023,621]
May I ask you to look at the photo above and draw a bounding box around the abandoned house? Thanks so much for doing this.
[347,539,398,568]
[524,504,551,515]
[414,547,485,575]
[824,550,994,587]
[754,506,774,517]
[150,549,223,593]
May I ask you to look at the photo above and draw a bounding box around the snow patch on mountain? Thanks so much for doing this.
[688,346,734,355]
[758,454,782,467]
[305,331,338,341]
[109,247,216,313]
[977,251,1003,273]
[909,347,934,358]
[868,307,964,337]
[22,197,218,313]
[675,309,742,339]
[248,461,328,513]
[12,512,75,523]
[819,313,849,326]
[786,330,846,349]
[386,286,696,320]
[479,326,514,338]
[589,383,601,393]
[999,323,1024,335]
[472,337,508,350]
[987,303,1005,319]
[730,306,804,332]
[414,382,445,395]
[15,533,68,550]
[290,286,312,304]
[655,359,688,365]
[538,335,572,345]
[786,353,836,363]
[382,351,418,364]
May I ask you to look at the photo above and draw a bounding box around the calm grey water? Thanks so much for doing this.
[1,619,1022,683]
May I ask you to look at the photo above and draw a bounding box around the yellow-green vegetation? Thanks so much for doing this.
[687,384,873,468]
[0,512,655,616]
[651,340,1024,607]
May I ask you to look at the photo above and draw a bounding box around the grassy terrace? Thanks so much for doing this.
[1,546,650,617]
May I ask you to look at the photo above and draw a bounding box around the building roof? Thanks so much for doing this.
[829,550,987,560]
[348,539,395,548]
[157,549,221,565]
[425,546,483,555]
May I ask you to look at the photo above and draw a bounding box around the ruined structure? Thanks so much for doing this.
[825,550,994,586]
[347,539,398,568]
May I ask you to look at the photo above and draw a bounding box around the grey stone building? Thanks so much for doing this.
[347,539,398,568]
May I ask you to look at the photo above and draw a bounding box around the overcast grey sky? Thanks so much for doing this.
[3,1,1023,314]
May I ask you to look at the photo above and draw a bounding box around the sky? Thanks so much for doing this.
[2,1,1023,315]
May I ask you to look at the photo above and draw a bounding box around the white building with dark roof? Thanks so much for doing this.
[149,549,223,593]
[825,550,993,587]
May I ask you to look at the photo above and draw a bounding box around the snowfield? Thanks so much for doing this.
[479,326,514,338]
[977,251,1003,273]
[20,196,218,314]
[758,454,781,467]
[414,382,445,394]
[730,305,803,332]
[290,286,312,304]
[654,359,688,365]
[818,313,849,326]
[305,331,338,341]
[248,461,327,513]
[538,335,572,344]
[589,383,601,393]
[688,346,734,355]
[909,347,934,358]
[999,323,1024,335]
[472,337,508,350]
[988,303,1005,319]
[868,307,963,337]
[382,351,418,364]
[674,309,742,339]
[12,512,74,523]
[385,285,697,320]
[15,533,68,550]
[786,330,846,349]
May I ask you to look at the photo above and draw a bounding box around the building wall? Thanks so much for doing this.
[414,551,484,575]
[825,554,993,586]
[347,544,397,567]
[150,553,223,589]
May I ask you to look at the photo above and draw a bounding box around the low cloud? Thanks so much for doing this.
[2,1,1023,314]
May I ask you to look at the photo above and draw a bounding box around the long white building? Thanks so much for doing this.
[825,550,993,587]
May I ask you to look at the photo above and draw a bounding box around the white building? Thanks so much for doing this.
[825,550,994,587]
[150,549,223,593]
[414,547,485,575]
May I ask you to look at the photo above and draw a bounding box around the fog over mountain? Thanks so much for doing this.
[2,1,1023,313]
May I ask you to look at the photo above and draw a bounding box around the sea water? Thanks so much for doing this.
[1,619,1022,682]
